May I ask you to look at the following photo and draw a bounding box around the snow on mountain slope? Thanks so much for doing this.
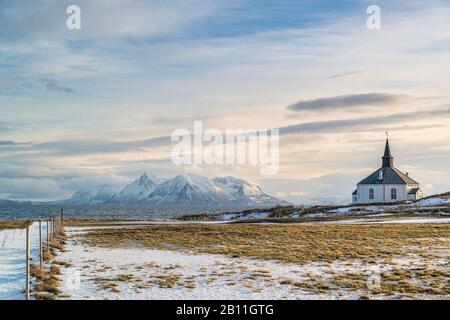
[147,174,229,205]
[67,185,121,204]
[116,173,160,202]
[212,176,288,206]
[66,173,289,208]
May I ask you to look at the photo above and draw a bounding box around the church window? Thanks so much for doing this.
[391,188,397,200]
[369,188,374,200]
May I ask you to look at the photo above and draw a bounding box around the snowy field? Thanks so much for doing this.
[55,216,450,300]
[0,223,48,300]
[2,215,448,300]
[58,240,348,300]
[217,197,450,221]
[58,227,366,300]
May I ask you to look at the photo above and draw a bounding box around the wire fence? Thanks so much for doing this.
[0,210,65,300]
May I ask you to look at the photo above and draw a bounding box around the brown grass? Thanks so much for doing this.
[64,219,141,227]
[0,220,32,230]
[33,226,68,300]
[80,223,450,265]
[77,223,449,296]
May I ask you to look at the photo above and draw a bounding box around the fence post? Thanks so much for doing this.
[60,208,64,226]
[47,220,50,252]
[39,221,43,270]
[25,225,30,300]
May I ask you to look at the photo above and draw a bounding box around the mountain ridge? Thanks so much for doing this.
[64,172,290,208]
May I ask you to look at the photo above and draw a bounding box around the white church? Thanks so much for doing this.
[352,138,425,204]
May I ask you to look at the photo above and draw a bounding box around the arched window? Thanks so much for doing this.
[391,188,397,200]
[369,188,374,200]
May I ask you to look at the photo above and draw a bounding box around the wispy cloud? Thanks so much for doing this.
[0,140,30,146]
[41,79,74,93]
[328,70,364,80]
[30,135,171,156]
[287,93,409,113]
[0,0,228,40]
[280,107,450,135]
[0,121,22,132]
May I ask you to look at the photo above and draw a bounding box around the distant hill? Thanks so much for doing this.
[0,199,32,206]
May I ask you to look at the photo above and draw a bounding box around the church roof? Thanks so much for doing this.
[358,137,420,185]
[358,166,419,185]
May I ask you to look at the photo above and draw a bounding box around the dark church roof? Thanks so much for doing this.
[358,166,419,185]
[358,138,420,185]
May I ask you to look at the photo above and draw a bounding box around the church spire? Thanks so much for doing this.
[382,133,393,167]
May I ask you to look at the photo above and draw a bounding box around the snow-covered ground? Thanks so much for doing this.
[56,221,449,300]
[215,197,450,221]
[222,212,271,220]
[0,223,48,300]
[57,227,361,300]
[414,197,450,207]
[58,244,333,300]
[316,216,450,225]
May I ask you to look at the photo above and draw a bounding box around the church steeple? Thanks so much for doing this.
[382,135,393,167]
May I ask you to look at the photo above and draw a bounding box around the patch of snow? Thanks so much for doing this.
[414,198,450,207]
[57,225,449,300]
[329,208,353,214]
[221,212,270,220]
[0,223,47,300]
[57,227,361,300]
[291,212,300,218]
[317,217,450,225]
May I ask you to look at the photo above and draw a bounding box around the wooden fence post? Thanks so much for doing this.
[39,221,43,270]
[25,226,30,300]
[47,220,50,252]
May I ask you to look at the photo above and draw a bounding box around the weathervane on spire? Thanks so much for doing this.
[385,131,389,139]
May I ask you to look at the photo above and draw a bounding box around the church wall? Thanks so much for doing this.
[356,184,408,204]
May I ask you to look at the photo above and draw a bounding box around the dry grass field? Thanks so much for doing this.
[0,220,32,230]
[76,223,450,297]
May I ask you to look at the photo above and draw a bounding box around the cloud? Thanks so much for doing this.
[0,121,22,132]
[262,173,361,205]
[30,135,172,156]
[280,107,450,135]
[287,93,409,113]
[7,106,448,158]
[40,79,74,93]
[0,177,70,201]
[328,71,364,80]
[0,0,227,40]
[0,140,30,146]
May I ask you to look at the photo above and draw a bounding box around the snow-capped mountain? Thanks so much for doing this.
[212,176,283,205]
[148,174,230,205]
[115,173,161,202]
[65,173,289,208]
[66,185,121,204]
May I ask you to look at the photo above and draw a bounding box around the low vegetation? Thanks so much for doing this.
[0,220,32,230]
[81,223,449,264]
[32,225,68,300]
[78,223,450,297]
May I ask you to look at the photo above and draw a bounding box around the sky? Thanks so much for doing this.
[1,0,450,204]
